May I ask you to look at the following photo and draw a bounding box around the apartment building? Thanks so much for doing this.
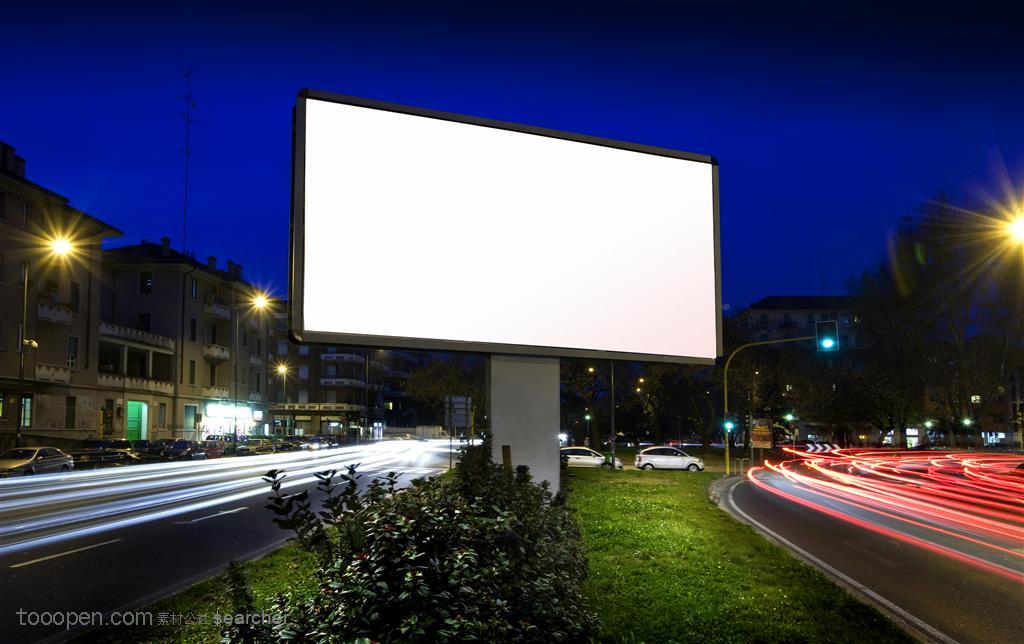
[100,239,271,441]
[737,295,862,347]
[0,142,124,448]
[266,307,420,436]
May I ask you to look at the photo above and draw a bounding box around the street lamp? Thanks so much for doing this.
[1007,216,1024,243]
[275,363,290,433]
[233,291,271,443]
[16,236,74,447]
[584,413,591,440]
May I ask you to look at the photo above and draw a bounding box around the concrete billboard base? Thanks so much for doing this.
[487,354,560,494]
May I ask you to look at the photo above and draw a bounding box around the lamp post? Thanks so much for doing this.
[1007,215,1024,450]
[232,291,269,444]
[275,363,290,434]
[16,237,73,448]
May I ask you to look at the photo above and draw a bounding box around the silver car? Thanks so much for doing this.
[0,447,75,477]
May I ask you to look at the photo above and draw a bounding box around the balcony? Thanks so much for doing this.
[98,373,173,395]
[203,343,230,362]
[319,377,365,388]
[249,355,263,368]
[320,352,364,364]
[37,301,73,325]
[202,386,229,399]
[386,370,410,379]
[204,301,232,320]
[35,363,71,383]
[100,321,175,351]
[248,391,263,403]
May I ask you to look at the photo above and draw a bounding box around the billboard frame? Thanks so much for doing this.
[290,89,723,364]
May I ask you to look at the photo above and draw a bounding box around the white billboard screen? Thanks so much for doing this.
[293,92,721,362]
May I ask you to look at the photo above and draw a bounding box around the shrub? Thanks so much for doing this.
[228,437,599,642]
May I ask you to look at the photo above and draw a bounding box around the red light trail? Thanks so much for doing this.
[748,449,1024,584]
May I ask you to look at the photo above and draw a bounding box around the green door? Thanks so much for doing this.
[126,401,143,441]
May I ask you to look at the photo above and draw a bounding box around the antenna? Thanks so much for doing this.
[181,68,197,255]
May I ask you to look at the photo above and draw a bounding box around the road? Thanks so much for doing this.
[723,450,1024,644]
[0,440,453,643]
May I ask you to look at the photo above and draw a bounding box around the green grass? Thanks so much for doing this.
[567,467,912,643]
[77,542,318,643]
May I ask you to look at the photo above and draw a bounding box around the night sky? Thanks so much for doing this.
[2,1,1020,310]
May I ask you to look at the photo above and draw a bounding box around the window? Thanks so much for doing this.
[189,317,197,342]
[66,335,79,368]
[65,396,76,429]
[139,271,153,294]
[158,402,167,428]
[0,392,4,417]
[190,278,198,300]
[69,281,80,313]
[138,313,151,331]
[209,363,217,386]
[20,395,32,427]
[298,365,309,380]
[241,369,247,385]
[298,389,309,403]
[242,330,248,347]
[298,345,309,356]
[209,324,218,344]
[255,372,261,393]
[255,338,262,356]
[325,364,338,378]
[277,341,288,355]
[189,359,197,385]
[23,200,32,226]
[184,404,197,431]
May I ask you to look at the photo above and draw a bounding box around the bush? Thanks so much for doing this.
[229,437,599,642]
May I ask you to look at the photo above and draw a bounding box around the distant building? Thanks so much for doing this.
[265,306,421,436]
[0,141,123,448]
[737,295,862,348]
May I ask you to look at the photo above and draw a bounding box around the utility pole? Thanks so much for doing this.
[181,68,196,255]
[609,361,616,468]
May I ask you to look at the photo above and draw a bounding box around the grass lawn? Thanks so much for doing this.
[567,467,912,643]
[77,542,318,643]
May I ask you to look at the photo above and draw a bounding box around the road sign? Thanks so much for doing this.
[803,442,839,453]
[751,418,773,449]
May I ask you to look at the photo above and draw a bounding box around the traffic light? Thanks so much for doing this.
[815,320,839,351]
[723,420,735,433]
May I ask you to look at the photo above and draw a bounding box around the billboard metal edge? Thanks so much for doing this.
[289,89,723,363]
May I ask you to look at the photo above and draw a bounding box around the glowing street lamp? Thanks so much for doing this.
[1008,216,1024,243]
[923,420,934,429]
[16,235,75,447]
[961,417,973,427]
[783,413,795,422]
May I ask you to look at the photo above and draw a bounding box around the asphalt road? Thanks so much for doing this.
[0,440,452,643]
[724,468,1024,644]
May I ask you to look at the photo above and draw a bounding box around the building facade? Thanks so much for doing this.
[0,142,124,449]
[737,295,861,347]
[100,240,271,441]
[266,307,421,437]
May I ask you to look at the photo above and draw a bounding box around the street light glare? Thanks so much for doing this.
[1009,216,1024,242]
[252,293,270,310]
[275,364,289,375]
[50,237,73,256]
[820,338,835,349]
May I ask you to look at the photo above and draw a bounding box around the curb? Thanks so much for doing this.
[711,476,959,644]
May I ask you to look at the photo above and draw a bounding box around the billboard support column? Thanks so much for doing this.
[488,354,560,494]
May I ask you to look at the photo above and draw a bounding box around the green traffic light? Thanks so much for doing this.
[724,421,735,432]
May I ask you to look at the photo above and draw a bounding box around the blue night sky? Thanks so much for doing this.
[2,1,1021,310]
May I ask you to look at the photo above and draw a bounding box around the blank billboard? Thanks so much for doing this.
[291,91,721,363]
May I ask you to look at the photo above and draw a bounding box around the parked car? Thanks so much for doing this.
[635,446,705,471]
[200,440,227,459]
[282,436,311,449]
[0,447,75,477]
[132,438,176,458]
[161,440,207,461]
[67,439,141,467]
[560,446,624,469]
[236,438,275,455]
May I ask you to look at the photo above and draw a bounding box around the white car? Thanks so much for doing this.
[635,447,705,471]
[560,446,624,470]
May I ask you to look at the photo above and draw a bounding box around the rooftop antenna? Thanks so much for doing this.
[181,68,197,255]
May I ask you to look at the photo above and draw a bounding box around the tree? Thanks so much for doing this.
[405,354,486,432]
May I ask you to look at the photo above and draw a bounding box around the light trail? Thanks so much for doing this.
[0,440,454,556]
[748,449,1024,584]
